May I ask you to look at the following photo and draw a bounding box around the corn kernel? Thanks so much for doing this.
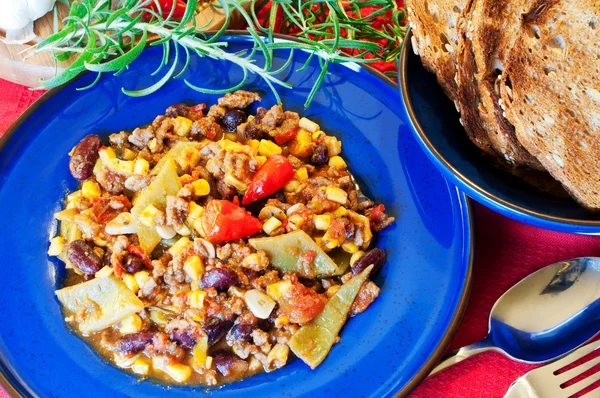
[184,255,204,281]
[139,204,160,227]
[314,214,332,230]
[325,238,340,250]
[147,138,159,152]
[99,147,116,163]
[176,225,191,237]
[95,266,114,279]
[312,130,324,141]
[224,133,237,141]
[328,156,347,170]
[289,129,313,158]
[299,117,320,133]
[333,206,348,217]
[121,148,136,161]
[187,202,204,224]
[223,173,247,192]
[248,139,260,151]
[324,136,342,156]
[295,167,308,180]
[173,116,193,136]
[263,216,283,235]
[266,280,292,300]
[48,236,65,256]
[326,186,348,204]
[192,218,205,237]
[188,290,207,309]
[342,241,359,254]
[255,155,267,166]
[66,190,82,206]
[205,356,213,369]
[267,343,290,370]
[169,237,190,256]
[179,174,192,184]
[287,214,304,229]
[93,232,108,247]
[150,309,169,325]
[134,159,150,175]
[284,180,300,193]
[258,139,282,157]
[274,316,289,327]
[191,179,210,197]
[131,358,150,375]
[122,273,139,293]
[119,314,143,334]
[248,355,262,372]
[326,285,341,298]
[134,271,150,288]
[221,140,252,154]
[93,158,103,176]
[81,180,101,199]
[177,147,201,170]
[163,363,192,383]
[192,335,209,369]
[108,158,135,175]
[350,250,365,266]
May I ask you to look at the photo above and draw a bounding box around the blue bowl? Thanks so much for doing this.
[399,29,600,234]
[0,34,472,397]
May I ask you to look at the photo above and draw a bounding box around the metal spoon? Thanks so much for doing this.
[430,257,600,375]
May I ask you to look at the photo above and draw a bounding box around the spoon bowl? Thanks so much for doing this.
[431,257,600,374]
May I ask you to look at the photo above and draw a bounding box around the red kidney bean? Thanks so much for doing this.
[201,268,239,291]
[226,315,258,344]
[123,254,143,274]
[351,248,386,276]
[171,329,196,350]
[69,135,101,180]
[310,143,329,165]
[165,103,189,118]
[202,317,234,345]
[213,351,249,377]
[222,109,246,132]
[116,331,155,354]
[67,240,102,275]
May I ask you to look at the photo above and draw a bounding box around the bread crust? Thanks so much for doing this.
[500,0,600,209]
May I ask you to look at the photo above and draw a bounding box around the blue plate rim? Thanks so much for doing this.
[0,31,474,397]
[398,28,600,234]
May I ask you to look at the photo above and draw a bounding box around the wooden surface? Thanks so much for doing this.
[0,2,245,86]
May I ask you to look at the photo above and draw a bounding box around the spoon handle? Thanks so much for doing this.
[428,335,494,376]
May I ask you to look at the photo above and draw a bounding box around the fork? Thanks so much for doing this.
[504,340,600,397]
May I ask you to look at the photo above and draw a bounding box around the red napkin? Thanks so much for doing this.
[2,36,600,397]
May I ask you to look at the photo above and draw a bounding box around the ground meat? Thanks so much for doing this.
[166,196,189,230]
[267,111,300,141]
[145,332,185,361]
[109,131,129,147]
[251,329,271,354]
[207,105,227,121]
[137,148,164,167]
[261,105,284,130]
[349,281,380,316]
[128,125,154,149]
[95,169,126,194]
[251,270,280,289]
[124,175,153,192]
[139,276,159,298]
[218,90,261,109]
[205,149,259,186]
[190,117,222,140]
[177,185,194,200]
[241,251,269,271]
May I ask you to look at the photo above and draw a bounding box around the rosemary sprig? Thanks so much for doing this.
[31,0,407,108]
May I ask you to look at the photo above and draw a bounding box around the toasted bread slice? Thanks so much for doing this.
[406,0,467,103]
[456,0,544,168]
[500,0,600,209]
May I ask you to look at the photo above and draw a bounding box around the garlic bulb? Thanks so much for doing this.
[0,0,56,44]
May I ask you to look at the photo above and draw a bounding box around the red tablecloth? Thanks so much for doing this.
[2,76,600,398]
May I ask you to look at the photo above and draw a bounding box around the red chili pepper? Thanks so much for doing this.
[142,0,187,21]
[114,256,124,278]
[201,200,262,243]
[128,244,153,269]
[242,155,294,205]
[274,127,298,145]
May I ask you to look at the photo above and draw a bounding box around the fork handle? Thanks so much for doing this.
[428,335,494,376]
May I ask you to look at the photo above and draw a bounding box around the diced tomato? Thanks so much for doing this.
[128,244,153,269]
[201,200,262,243]
[187,104,206,121]
[242,155,294,205]
[91,196,132,223]
[274,127,298,145]
[278,284,326,324]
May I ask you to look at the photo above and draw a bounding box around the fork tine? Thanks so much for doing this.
[557,353,600,384]
[548,340,600,372]
[562,370,600,397]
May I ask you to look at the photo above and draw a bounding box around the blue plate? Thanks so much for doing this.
[399,29,600,234]
[0,34,472,397]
